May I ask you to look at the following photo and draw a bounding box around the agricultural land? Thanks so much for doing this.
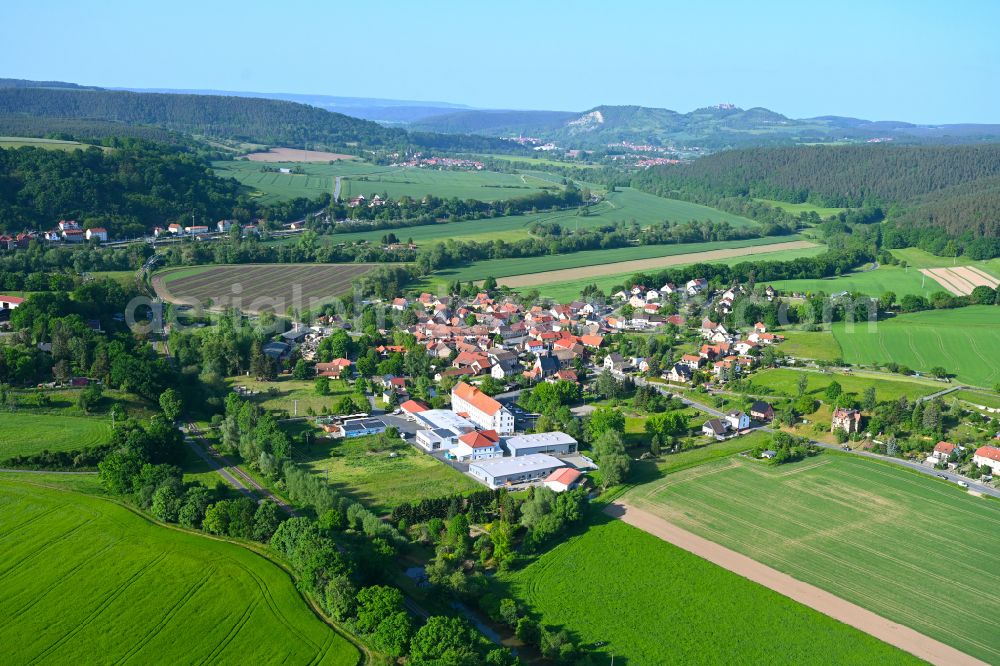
[0,475,359,665]
[152,263,376,313]
[623,454,1000,664]
[832,305,1000,387]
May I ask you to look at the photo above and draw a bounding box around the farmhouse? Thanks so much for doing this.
[315,358,352,378]
[504,432,578,457]
[451,381,514,434]
[725,410,750,431]
[468,453,565,489]
[973,446,1000,474]
[450,429,503,462]
[85,227,108,242]
[543,467,582,493]
[339,418,386,439]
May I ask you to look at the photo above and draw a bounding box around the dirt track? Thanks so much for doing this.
[497,240,818,288]
[605,502,987,666]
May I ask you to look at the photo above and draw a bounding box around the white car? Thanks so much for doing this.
[957,481,969,489]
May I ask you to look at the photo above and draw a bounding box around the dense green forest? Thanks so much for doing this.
[632,144,1000,257]
[0,142,247,236]
[0,87,522,154]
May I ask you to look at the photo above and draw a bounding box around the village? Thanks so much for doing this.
[232,274,1000,497]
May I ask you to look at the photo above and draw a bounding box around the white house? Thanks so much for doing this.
[725,410,750,431]
[0,295,25,311]
[413,409,476,452]
[973,446,1000,475]
[451,382,514,434]
[702,418,729,440]
[544,468,582,492]
[450,429,504,462]
[84,227,108,242]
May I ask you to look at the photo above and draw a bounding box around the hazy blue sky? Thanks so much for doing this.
[4,0,999,122]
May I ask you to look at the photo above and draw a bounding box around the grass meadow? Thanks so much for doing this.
[891,247,1000,275]
[502,516,920,665]
[832,305,1000,387]
[777,330,844,361]
[0,136,106,152]
[749,368,942,402]
[0,412,112,459]
[296,434,480,514]
[0,476,359,665]
[624,454,1000,664]
[225,376,355,416]
[770,264,940,298]
[953,389,1000,409]
[754,198,847,217]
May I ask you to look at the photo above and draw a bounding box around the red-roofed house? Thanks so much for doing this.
[973,446,1000,474]
[451,381,514,434]
[0,295,25,311]
[400,399,429,418]
[315,358,352,378]
[85,227,109,242]
[451,429,503,461]
[544,468,582,492]
[933,441,956,461]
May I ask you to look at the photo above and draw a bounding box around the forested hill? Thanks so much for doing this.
[632,143,1000,258]
[0,87,407,149]
[0,87,520,153]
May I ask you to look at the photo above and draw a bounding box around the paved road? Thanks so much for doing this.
[631,376,1000,499]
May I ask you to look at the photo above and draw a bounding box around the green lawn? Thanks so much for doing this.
[0,412,113,460]
[624,454,1000,664]
[832,306,1000,387]
[750,368,942,402]
[296,434,480,514]
[0,476,358,665]
[771,264,939,298]
[501,516,919,665]
[778,330,844,361]
[754,198,847,217]
[520,244,825,302]
[953,389,1000,409]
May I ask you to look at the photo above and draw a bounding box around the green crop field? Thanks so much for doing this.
[288,187,761,249]
[0,476,359,665]
[502,517,919,665]
[296,434,480,513]
[754,198,847,217]
[750,368,941,402]
[625,454,1000,664]
[154,263,376,313]
[832,306,1000,387]
[770,264,939,298]
[440,236,808,283]
[0,136,107,152]
[522,244,826,302]
[0,412,113,460]
[778,330,844,361]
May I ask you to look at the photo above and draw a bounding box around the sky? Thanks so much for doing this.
[3,0,1000,123]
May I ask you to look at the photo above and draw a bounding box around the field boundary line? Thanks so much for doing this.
[606,502,989,666]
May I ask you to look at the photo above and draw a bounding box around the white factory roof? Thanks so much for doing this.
[414,409,476,433]
[504,432,577,454]
[469,453,564,477]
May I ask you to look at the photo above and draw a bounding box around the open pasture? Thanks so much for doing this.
[625,454,1000,664]
[339,167,557,202]
[891,247,1000,274]
[502,516,919,665]
[476,239,818,286]
[777,330,844,361]
[832,305,1000,387]
[225,376,354,416]
[749,367,941,402]
[297,434,480,514]
[153,263,375,313]
[0,477,358,665]
[754,198,847,217]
